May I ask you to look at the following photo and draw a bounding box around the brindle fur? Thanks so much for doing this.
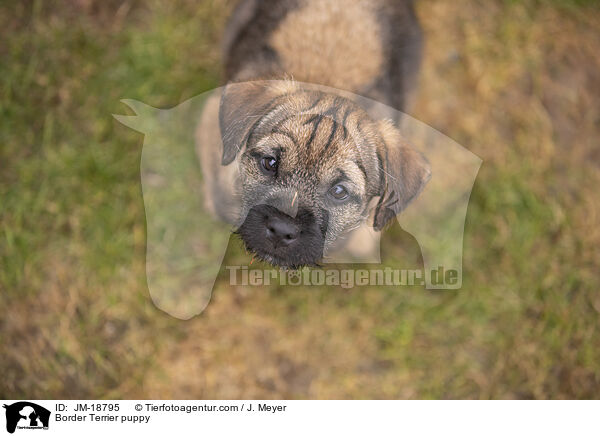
[223,0,423,109]
[197,0,430,267]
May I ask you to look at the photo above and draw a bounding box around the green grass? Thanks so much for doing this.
[1,0,599,399]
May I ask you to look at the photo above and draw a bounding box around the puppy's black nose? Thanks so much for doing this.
[266,215,299,247]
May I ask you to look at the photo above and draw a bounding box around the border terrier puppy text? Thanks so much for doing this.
[197,0,431,268]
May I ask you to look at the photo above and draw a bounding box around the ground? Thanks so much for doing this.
[1,0,599,399]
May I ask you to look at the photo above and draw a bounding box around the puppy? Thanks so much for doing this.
[197,0,430,268]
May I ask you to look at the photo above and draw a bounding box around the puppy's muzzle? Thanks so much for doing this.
[236,203,326,268]
[265,213,299,248]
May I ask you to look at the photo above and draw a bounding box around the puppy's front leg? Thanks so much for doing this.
[342,224,382,264]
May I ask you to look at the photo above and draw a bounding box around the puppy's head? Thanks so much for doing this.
[219,81,430,267]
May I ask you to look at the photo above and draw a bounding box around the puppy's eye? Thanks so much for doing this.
[329,184,349,201]
[260,156,278,175]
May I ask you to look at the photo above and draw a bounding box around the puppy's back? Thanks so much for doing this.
[223,0,422,111]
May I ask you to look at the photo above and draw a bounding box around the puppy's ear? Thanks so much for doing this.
[219,80,296,165]
[373,120,431,231]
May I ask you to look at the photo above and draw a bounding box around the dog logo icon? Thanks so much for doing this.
[2,402,50,434]
[115,83,482,319]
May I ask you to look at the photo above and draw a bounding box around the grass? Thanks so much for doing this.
[1,0,599,399]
